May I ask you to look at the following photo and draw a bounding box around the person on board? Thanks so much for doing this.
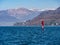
[41,19,44,31]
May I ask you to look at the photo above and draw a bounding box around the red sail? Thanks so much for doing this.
[41,20,44,26]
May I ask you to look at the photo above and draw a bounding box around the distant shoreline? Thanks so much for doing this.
[0,25,60,27]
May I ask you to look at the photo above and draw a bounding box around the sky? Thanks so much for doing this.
[0,0,60,10]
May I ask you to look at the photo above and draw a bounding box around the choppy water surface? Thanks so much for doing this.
[0,26,60,45]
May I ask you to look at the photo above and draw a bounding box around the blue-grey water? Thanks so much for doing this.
[0,26,60,45]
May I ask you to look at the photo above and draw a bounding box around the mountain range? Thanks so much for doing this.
[0,8,40,22]
[14,7,60,26]
[0,7,60,26]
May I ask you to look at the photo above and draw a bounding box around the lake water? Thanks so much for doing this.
[0,26,60,45]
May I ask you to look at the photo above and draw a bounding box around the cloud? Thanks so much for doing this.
[29,8,56,11]
[40,8,56,11]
